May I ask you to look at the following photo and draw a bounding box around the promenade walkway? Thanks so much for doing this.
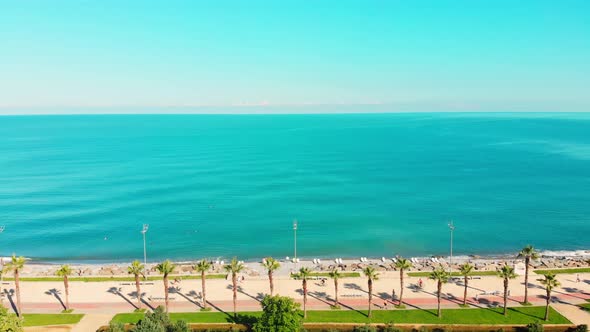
[70,314,113,332]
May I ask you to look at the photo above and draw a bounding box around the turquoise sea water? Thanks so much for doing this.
[1,113,589,262]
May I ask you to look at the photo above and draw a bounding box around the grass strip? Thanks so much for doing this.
[534,268,590,275]
[112,306,569,325]
[22,314,84,327]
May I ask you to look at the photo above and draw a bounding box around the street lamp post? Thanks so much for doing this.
[141,224,149,278]
[448,221,455,276]
[293,220,298,269]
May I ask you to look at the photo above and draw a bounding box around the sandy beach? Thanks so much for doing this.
[4,249,590,278]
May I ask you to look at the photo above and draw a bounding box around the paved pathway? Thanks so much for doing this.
[553,303,590,325]
[70,314,113,332]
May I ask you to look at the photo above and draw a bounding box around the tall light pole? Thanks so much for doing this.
[0,225,5,304]
[448,220,455,276]
[293,220,298,269]
[141,224,149,275]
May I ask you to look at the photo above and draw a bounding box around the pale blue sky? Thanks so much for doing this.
[1,0,589,113]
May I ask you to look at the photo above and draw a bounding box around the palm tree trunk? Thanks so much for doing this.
[232,273,237,318]
[269,271,274,295]
[334,279,339,306]
[201,271,207,309]
[524,257,530,303]
[15,269,21,316]
[545,290,550,321]
[463,276,468,305]
[64,276,70,311]
[399,269,404,305]
[437,282,442,317]
[368,279,373,318]
[303,279,308,319]
[503,278,508,316]
[164,275,169,313]
[135,274,142,309]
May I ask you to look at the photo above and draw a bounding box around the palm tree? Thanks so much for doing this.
[538,273,560,321]
[194,259,212,310]
[297,267,312,318]
[56,265,73,311]
[394,257,412,306]
[155,260,176,312]
[127,260,145,309]
[363,266,379,318]
[497,263,517,316]
[261,257,280,295]
[517,245,539,304]
[328,268,342,307]
[459,263,474,306]
[224,258,245,318]
[5,255,26,316]
[429,265,450,318]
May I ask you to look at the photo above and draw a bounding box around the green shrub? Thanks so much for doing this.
[135,315,166,332]
[107,321,125,332]
[526,321,544,332]
[167,320,190,332]
[576,325,588,332]
[0,305,23,332]
[133,307,191,332]
[252,295,302,332]
[382,323,402,332]
[354,324,377,332]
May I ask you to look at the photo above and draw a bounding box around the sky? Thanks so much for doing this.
[1,0,589,114]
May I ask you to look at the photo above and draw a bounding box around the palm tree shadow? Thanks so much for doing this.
[107,287,137,309]
[507,306,544,320]
[45,288,66,310]
[309,291,333,306]
[230,285,261,303]
[469,297,511,316]
[377,292,392,302]
[417,288,464,306]
[229,313,258,325]
[344,282,367,294]
[169,287,203,308]
[553,288,586,301]
[5,289,18,314]
[127,291,155,311]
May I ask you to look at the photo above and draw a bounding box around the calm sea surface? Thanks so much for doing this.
[1,113,589,262]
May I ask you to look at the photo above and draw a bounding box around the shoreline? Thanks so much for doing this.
[3,248,590,266]
[3,249,589,278]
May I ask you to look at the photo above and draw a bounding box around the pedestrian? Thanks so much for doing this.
[576,274,580,283]
[383,301,388,310]
[392,289,396,300]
